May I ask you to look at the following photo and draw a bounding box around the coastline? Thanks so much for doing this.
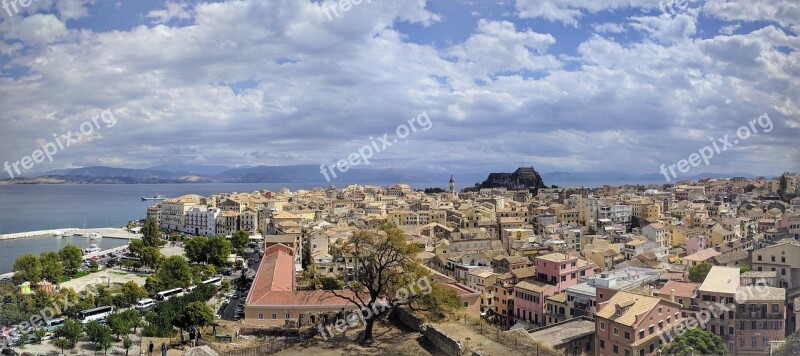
[0,227,141,241]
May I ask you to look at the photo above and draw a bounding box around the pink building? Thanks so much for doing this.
[514,280,557,326]
[535,253,594,292]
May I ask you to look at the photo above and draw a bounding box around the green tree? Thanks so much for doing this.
[13,253,42,284]
[58,244,83,276]
[52,337,74,355]
[56,319,84,346]
[122,336,134,356]
[95,285,113,307]
[121,309,142,333]
[774,330,800,356]
[89,259,99,271]
[40,251,64,283]
[185,236,209,264]
[142,216,161,247]
[34,328,47,343]
[689,262,713,282]
[140,246,163,270]
[660,328,728,355]
[231,230,250,257]
[175,301,214,329]
[107,312,131,340]
[118,281,148,307]
[155,256,193,290]
[740,264,751,273]
[327,224,461,344]
[84,320,112,352]
[319,276,344,290]
[207,236,231,267]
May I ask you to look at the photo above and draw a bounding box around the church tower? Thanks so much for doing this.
[449,175,455,200]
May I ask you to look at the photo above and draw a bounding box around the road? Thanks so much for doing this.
[218,247,260,321]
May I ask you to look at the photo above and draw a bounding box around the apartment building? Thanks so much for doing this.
[696,266,786,355]
[752,240,800,290]
[595,291,685,356]
[535,253,594,292]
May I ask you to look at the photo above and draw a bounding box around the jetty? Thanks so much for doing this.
[0,228,79,240]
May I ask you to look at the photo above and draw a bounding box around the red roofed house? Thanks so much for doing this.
[244,244,355,327]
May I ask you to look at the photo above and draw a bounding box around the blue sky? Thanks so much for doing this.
[0,0,798,178]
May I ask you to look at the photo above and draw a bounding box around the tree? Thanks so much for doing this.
[774,330,800,356]
[34,328,47,343]
[740,264,751,273]
[142,216,162,247]
[140,246,163,270]
[176,301,214,329]
[118,281,148,307]
[56,319,84,346]
[13,253,42,284]
[121,309,142,333]
[59,244,83,276]
[107,313,129,340]
[185,236,209,264]
[327,224,461,344]
[52,337,73,355]
[231,230,250,256]
[122,336,134,356]
[88,259,99,272]
[40,251,64,283]
[660,328,728,355]
[95,285,113,307]
[155,256,193,290]
[207,236,231,267]
[689,262,713,282]
[84,320,112,352]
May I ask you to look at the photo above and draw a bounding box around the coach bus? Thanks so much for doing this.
[77,306,113,324]
[155,288,185,302]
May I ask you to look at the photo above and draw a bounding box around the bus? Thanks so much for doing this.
[77,306,113,324]
[155,288,185,302]
[201,277,223,287]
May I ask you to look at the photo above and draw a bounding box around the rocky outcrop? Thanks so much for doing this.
[468,167,546,191]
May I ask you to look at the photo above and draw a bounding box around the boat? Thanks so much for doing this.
[87,232,102,240]
[141,194,166,201]
[53,230,65,238]
[83,244,101,255]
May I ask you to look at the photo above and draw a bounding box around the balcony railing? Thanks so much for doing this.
[736,313,784,320]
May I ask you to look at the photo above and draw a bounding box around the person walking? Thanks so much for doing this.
[161,342,167,356]
[148,341,154,356]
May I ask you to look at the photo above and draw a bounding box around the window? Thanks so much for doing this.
[600,340,606,349]
[658,306,662,314]
[613,345,619,354]
[561,275,566,282]
[613,327,619,336]
[639,330,645,338]
[782,256,786,263]
[271,314,277,320]
[258,313,264,320]
[771,256,775,262]
[758,255,762,261]
[600,322,605,331]
[782,269,786,276]
[285,313,291,320]
[625,331,631,340]
[649,326,654,334]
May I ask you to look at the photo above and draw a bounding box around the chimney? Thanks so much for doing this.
[670,288,675,302]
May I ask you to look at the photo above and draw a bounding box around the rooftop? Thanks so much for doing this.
[698,266,740,294]
[527,319,595,347]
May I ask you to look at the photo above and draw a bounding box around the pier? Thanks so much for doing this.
[0,228,79,241]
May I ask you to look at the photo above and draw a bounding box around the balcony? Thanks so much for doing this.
[737,312,784,320]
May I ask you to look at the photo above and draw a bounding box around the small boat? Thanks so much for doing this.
[141,194,166,201]
[83,244,101,255]
[87,232,102,240]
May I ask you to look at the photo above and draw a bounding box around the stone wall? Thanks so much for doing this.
[392,307,463,356]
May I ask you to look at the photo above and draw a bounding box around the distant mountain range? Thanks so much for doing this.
[0,165,763,186]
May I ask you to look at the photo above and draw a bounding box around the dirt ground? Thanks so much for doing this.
[274,320,446,356]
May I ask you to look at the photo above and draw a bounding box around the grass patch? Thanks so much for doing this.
[57,270,94,283]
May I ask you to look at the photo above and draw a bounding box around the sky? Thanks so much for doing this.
[0,0,798,177]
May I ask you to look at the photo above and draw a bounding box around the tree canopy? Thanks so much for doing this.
[689,262,713,282]
[13,253,42,284]
[660,328,728,355]
[327,224,461,344]
[59,244,84,276]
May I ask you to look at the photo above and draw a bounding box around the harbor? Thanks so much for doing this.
[0,228,141,274]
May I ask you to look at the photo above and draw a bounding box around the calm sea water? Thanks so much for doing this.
[0,235,131,273]
[0,183,324,235]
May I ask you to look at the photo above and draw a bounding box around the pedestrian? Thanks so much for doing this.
[148,341,154,356]
[161,342,166,356]
[180,330,186,348]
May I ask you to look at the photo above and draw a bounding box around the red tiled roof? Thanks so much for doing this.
[659,280,700,298]
[246,243,356,308]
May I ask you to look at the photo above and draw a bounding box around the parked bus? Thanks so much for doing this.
[155,288,185,302]
[77,306,113,324]
[201,277,223,287]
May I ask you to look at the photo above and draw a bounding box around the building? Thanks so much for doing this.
[526,317,595,355]
[534,253,594,292]
[696,266,786,355]
[595,291,685,356]
[244,244,355,327]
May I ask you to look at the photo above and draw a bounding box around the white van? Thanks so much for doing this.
[135,298,155,310]
[45,318,66,332]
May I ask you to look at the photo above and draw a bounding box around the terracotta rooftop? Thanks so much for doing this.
[658,280,700,298]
